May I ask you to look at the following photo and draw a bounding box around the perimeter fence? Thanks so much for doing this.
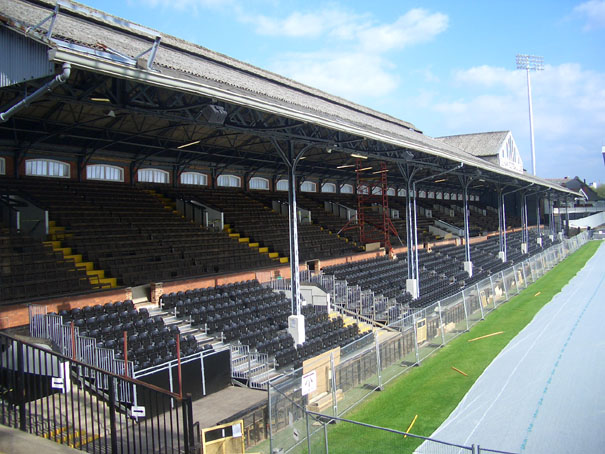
[267,232,589,454]
[304,411,518,454]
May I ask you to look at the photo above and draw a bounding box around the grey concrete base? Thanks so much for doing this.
[0,426,81,454]
[193,385,267,429]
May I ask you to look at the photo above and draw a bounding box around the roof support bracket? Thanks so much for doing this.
[135,36,162,72]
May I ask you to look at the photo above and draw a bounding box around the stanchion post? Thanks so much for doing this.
[177,333,183,398]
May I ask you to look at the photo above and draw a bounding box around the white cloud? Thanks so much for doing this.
[357,9,449,52]
[574,0,605,30]
[430,63,605,179]
[133,0,234,12]
[453,65,525,92]
[242,8,368,39]
[259,7,448,99]
[271,51,398,99]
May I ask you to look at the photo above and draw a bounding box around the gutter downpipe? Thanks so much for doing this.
[0,63,71,123]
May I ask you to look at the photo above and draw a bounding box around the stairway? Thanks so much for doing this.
[44,221,117,289]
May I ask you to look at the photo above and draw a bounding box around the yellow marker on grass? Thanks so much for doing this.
[404,414,418,438]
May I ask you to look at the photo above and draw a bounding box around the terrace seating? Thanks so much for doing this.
[0,178,278,287]
[0,228,94,304]
[164,187,361,262]
[57,300,201,371]
[161,279,365,369]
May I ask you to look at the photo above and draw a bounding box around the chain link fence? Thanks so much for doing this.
[267,232,588,454]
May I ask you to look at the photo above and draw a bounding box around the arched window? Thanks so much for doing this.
[428,191,435,199]
[276,179,288,191]
[444,193,450,200]
[371,186,382,195]
[419,190,426,198]
[436,192,443,200]
[387,187,396,196]
[321,182,336,193]
[25,159,70,178]
[340,184,353,194]
[87,164,124,182]
[300,181,316,192]
[138,168,169,183]
[0,157,5,175]
[181,172,208,186]
[217,174,241,188]
[249,177,269,190]
[397,188,406,197]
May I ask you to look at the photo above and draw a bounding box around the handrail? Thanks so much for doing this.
[0,330,186,400]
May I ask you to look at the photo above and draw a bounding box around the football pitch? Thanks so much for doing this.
[315,240,602,454]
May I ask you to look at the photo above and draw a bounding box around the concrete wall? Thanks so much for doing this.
[569,211,605,229]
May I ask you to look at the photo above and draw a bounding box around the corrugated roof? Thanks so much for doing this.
[436,131,510,157]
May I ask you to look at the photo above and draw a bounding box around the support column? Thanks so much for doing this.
[548,194,555,241]
[565,196,570,238]
[273,140,309,345]
[499,190,507,262]
[462,178,472,277]
[521,193,528,254]
[535,193,543,247]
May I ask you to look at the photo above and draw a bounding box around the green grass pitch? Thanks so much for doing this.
[314,241,601,454]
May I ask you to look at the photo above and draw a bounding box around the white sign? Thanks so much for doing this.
[51,377,64,392]
[130,406,146,418]
[301,370,317,396]
[232,423,242,438]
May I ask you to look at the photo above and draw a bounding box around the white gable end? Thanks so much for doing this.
[497,133,523,173]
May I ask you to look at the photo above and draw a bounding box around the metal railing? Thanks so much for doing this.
[0,331,198,454]
[230,344,273,389]
[304,411,518,454]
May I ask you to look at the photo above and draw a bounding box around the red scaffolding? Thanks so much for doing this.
[341,160,399,250]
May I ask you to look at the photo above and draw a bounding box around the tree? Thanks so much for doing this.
[596,184,605,199]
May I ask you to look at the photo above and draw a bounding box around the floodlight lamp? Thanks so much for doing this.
[351,153,368,159]
[201,104,228,125]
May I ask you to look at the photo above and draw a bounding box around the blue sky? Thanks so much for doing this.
[82,0,605,184]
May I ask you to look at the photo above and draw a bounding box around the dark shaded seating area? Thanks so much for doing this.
[321,229,553,311]
[56,299,202,371]
[0,228,93,303]
[160,280,365,369]
[165,187,361,262]
[1,178,278,287]
[275,305,364,369]
[160,279,291,351]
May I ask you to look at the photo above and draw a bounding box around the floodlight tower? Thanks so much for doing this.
[516,54,544,176]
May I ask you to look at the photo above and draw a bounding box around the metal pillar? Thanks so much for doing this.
[287,161,301,315]
[273,140,311,316]
[463,184,471,262]
[409,163,463,296]
[565,196,570,237]
[498,188,505,260]
[501,184,534,260]
[536,193,541,238]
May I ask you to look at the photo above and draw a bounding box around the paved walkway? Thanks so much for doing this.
[193,385,267,429]
[0,425,81,454]
[419,242,605,453]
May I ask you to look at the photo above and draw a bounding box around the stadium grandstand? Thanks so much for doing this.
[0,1,586,453]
